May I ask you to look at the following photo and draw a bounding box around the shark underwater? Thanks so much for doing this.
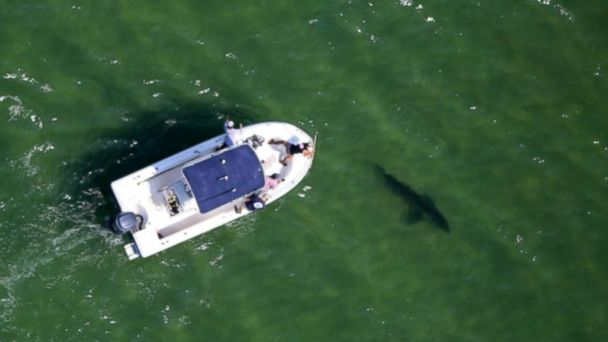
[376,165,450,233]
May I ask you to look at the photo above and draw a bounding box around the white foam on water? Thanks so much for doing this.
[0,95,22,104]
[198,295,213,309]
[97,56,121,65]
[396,0,437,25]
[7,103,44,129]
[3,69,55,94]
[177,315,191,327]
[0,278,17,327]
[0,207,105,327]
[8,142,55,177]
[160,259,187,270]
[0,150,127,328]
[534,0,575,21]
[224,213,258,238]
[209,247,224,269]
[3,70,38,85]
[40,84,53,93]
[0,219,102,325]
[532,156,546,165]
[195,241,212,252]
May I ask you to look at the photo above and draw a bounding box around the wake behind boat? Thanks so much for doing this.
[111,121,315,260]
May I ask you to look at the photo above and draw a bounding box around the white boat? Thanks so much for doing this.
[111,121,315,260]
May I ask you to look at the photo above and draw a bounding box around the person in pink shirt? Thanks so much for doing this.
[263,173,283,192]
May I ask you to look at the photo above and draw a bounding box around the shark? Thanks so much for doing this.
[376,165,450,233]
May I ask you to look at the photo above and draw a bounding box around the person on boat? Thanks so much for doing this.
[262,173,284,192]
[217,118,240,150]
[244,193,265,211]
[268,139,313,165]
[235,193,263,214]
[223,119,236,146]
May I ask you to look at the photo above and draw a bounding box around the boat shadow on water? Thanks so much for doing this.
[375,164,451,233]
[66,101,258,229]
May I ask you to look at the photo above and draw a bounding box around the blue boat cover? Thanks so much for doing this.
[183,145,264,213]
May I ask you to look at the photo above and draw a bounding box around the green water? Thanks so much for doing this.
[1,0,607,340]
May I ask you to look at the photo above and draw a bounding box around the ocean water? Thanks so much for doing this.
[1,0,607,340]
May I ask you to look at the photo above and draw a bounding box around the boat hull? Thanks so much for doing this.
[111,121,314,259]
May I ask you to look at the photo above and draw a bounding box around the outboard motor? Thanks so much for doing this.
[113,212,140,234]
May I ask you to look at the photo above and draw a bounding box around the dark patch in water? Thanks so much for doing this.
[375,165,450,233]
